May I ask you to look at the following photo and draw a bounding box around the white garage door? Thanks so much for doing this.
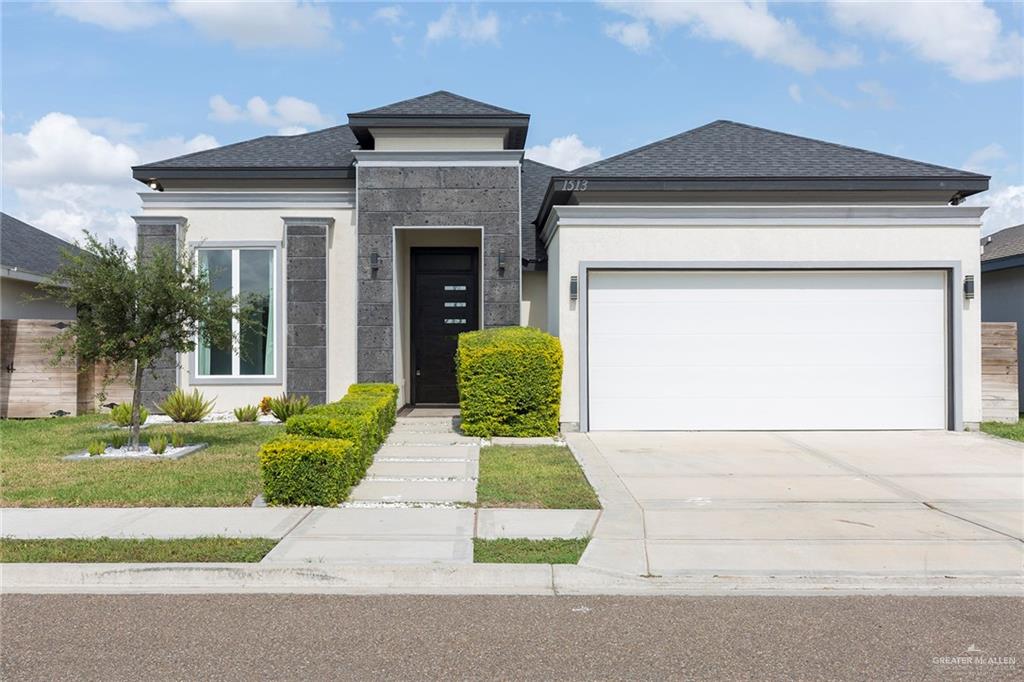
[587,270,948,431]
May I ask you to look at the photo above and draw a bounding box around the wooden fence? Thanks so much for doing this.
[0,319,134,418]
[981,322,1019,423]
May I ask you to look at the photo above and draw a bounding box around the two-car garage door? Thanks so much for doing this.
[586,270,949,430]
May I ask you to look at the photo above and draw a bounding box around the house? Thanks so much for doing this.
[0,212,80,320]
[981,224,1024,410]
[132,90,989,431]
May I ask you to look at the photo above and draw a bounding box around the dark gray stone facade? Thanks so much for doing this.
[285,219,330,404]
[135,220,181,410]
[356,165,521,384]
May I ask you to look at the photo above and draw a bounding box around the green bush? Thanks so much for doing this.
[87,439,107,457]
[148,435,168,455]
[233,404,259,422]
[258,435,356,506]
[109,431,128,449]
[110,402,148,427]
[170,431,186,448]
[268,393,310,422]
[159,388,215,423]
[456,327,562,437]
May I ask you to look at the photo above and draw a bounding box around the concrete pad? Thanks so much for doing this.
[602,451,845,477]
[643,505,1004,541]
[590,509,645,539]
[374,445,479,461]
[287,508,474,538]
[367,460,477,479]
[882,476,1024,501]
[579,538,648,575]
[348,479,477,504]
[0,508,309,540]
[588,431,805,458]
[391,421,458,434]
[621,475,903,503]
[931,503,1024,539]
[262,538,473,564]
[645,540,1024,576]
[476,509,600,539]
[385,432,479,446]
[489,437,565,447]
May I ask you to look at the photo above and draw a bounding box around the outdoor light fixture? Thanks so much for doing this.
[147,180,163,191]
[570,275,578,301]
[369,252,380,272]
[964,274,975,300]
[497,248,506,273]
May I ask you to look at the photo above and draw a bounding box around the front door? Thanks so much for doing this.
[411,248,479,404]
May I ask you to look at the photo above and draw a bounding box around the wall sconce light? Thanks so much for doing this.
[497,248,506,274]
[964,274,975,300]
[369,252,380,273]
[147,179,163,191]
[569,275,578,301]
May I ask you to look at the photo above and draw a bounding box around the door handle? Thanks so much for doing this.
[415,369,421,377]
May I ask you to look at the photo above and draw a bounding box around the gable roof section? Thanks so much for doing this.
[521,159,563,269]
[1,212,83,278]
[982,224,1024,272]
[350,90,525,117]
[133,125,359,182]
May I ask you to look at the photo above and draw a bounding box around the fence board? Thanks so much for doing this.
[982,322,1019,423]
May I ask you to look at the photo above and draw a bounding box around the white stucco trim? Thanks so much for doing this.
[140,192,355,210]
[353,150,524,167]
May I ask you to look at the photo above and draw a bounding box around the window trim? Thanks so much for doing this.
[190,241,284,386]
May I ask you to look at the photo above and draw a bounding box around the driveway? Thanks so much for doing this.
[566,431,1024,578]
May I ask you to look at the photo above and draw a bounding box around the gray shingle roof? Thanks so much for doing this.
[1,213,83,277]
[521,159,562,267]
[350,90,525,117]
[982,224,1024,262]
[134,125,359,171]
[571,120,987,180]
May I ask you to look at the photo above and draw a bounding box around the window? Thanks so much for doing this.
[196,247,276,378]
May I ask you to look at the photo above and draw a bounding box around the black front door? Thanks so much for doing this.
[411,248,479,404]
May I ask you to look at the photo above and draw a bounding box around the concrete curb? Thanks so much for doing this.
[2,562,1021,596]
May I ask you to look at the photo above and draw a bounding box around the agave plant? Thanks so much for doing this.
[87,439,108,457]
[268,393,310,422]
[147,435,168,455]
[110,402,148,427]
[234,404,259,422]
[158,388,215,423]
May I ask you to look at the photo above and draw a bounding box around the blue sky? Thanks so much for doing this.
[2,1,1022,244]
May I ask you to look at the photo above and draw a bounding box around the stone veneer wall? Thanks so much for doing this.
[135,220,180,410]
[285,220,330,404]
[357,166,521,383]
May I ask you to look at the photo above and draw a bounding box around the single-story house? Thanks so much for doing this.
[1,212,80,320]
[132,90,989,431]
[981,224,1024,410]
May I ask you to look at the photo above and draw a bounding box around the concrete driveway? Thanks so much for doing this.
[566,431,1024,578]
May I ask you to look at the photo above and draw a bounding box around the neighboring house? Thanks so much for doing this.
[132,90,989,431]
[0,212,80,320]
[981,224,1024,409]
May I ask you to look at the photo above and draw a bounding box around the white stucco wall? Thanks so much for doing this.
[0,277,75,320]
[520,270,547,330]
[371,128,507,151]
[141,202,357,411]
[981,267,1024,407]
[545,205,986,429]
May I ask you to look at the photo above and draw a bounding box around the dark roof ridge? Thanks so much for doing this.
[349,90,526,118]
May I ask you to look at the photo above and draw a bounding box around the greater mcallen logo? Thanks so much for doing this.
[933,644,1017,668]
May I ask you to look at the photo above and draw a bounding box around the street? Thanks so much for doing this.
[2,595,1021,680]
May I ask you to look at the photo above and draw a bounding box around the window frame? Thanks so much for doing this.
[190,241,283,385]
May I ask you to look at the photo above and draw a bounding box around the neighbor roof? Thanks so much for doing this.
[1,212,82,278]
[982,224,1024,272]
[521,159,563,269]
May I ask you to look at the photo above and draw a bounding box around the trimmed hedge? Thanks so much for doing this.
[456,327,562,437]
[258,383,398,506]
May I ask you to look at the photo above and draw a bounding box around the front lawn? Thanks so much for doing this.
[473,538,589,564]
[476,445,600,509]
[0,537,277,562]
[0,415,281,507]
[981,417,1024,442]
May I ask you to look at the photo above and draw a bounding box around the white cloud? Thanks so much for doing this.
[963,143,1008,174]
[602,1,859,73]
[856,80,896,110]
[815,85,853,109]
[604,21,651,52]
[372,6,405,24]
[788,83,803,103]
[426,5,499,45]
[525,134,602,171]
[207,95,331,134]
[969,185,1024,236]
[168,0,333,49]
[49,0,171,30]
[829,0,1022,82]
[2,113,217,245]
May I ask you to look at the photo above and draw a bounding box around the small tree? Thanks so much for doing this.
[43,232,234,449]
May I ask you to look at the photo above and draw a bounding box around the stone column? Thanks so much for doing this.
[285,218,331,404]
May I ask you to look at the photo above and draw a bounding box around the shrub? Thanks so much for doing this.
[258,435,356,506]
[259,395,273,415]
[110,402,148,427]
[159,388,215,423]
[148,435,168,455]
[109,431,128,449]
[171,431,186,448]
[269,393,310,422]
[456,327,562,437]
[234,404,259,422]
[87,439,107,457]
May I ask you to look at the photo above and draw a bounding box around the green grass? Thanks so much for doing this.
[981,417,1024,442]
[0,414,282,507]
[476,445,600,509]
[473,538,590,564]
[0,537,277,563]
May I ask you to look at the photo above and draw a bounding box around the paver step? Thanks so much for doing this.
[348,479,477,504]
[375,445,480,461]
[367,460,477,479]
[391,421,460,434]
[385,432,480,446]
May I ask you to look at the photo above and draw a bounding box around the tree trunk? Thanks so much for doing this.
[130,359,144,450]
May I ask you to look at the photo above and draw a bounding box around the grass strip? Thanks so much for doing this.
[0,537,277,563]
[981,418,1024,442]
[476,446,600,510]
[473,538,589,564]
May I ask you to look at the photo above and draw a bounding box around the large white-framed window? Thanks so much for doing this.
[195,246,279,381]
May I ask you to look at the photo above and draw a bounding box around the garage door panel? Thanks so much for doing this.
[587,270,948,431]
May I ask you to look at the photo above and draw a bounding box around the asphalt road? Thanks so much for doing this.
[2,595,1021,680]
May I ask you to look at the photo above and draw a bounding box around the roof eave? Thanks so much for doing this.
[347,114,530,150]
[132,166,356,184]
[981,253,1024,272]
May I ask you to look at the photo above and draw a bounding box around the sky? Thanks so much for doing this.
[2,0,1022,246]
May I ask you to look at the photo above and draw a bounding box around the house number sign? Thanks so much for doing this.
[560,179,589,191]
